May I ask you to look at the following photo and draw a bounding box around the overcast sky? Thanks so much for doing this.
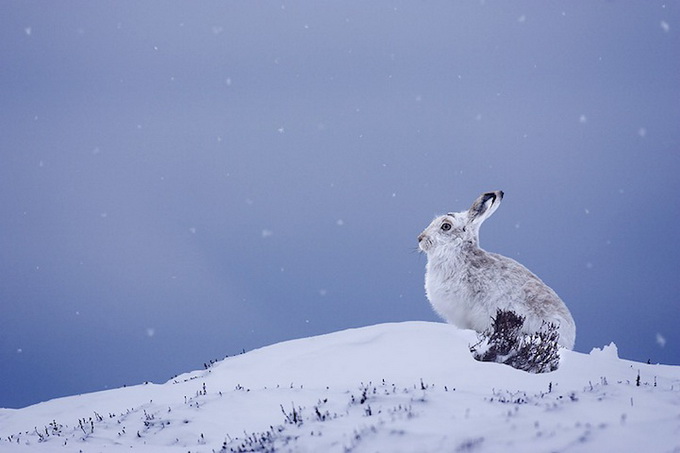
[1,1,678,409]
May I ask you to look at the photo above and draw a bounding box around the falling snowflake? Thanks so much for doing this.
[656,333,667,348]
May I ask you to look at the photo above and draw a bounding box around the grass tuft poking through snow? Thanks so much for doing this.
[470,309,561,373]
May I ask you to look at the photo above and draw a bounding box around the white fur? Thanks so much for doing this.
[418,191,576,349]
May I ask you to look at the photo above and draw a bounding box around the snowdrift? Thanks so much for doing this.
[1,321,679,452]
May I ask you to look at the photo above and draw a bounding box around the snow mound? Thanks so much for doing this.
[1,321,679,452]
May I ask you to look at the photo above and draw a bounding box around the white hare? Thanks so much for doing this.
[418,191,576,349]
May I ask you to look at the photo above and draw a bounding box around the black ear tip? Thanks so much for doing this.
[488,190,504,200]
[482,191,500,203]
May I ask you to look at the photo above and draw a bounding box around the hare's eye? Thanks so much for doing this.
[441,222,452,231]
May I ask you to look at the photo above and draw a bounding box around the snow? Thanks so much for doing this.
[1,321,678,452]
[657,333,667,348]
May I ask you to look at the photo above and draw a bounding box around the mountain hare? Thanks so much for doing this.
[418,191,576,349]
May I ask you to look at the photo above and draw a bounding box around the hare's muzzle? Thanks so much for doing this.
[418,233,431,252]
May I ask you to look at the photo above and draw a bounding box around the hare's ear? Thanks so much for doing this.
[467,191,504,225]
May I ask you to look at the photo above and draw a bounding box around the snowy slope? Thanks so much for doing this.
[1,322,679,452]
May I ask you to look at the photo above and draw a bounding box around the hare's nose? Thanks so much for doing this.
[417,233,425,242]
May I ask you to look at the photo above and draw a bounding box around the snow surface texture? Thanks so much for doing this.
[1,322,679,452]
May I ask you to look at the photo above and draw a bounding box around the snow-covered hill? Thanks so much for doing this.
[1,322,679,452]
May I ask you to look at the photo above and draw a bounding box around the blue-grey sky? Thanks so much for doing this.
[1,1,678,409]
